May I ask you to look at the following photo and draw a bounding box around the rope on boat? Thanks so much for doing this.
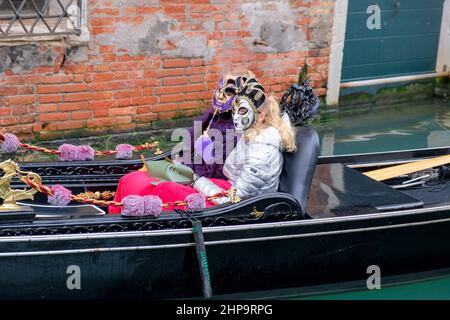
[0,132,161,157]
[19,175,229,208]
[181,212,213,298]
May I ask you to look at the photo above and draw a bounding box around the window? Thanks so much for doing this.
[0,0,84,40]
[0,1,46,14]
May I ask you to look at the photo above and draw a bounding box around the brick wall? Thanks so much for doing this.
[0,0,334,140]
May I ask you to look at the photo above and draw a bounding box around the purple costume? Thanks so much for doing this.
[186,107,236,179]
[184,74,255,179]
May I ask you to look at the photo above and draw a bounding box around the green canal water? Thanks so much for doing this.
[315,99,450,156]
[270,98,450,300]
[222,271,450,300]
[297,275,450,300]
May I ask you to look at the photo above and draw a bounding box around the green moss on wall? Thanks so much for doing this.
[435,76,450,99]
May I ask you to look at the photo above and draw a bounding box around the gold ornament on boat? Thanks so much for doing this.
[228,187,241,204]
[250,207,265,218]
[0,160,41,211]
[76,190,115,200]
[153,141,163,156]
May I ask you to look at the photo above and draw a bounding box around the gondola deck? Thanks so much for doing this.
[307,163,424,219]
[6,162,426,228]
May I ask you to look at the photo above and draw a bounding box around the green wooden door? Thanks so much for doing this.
[342,0,445,82]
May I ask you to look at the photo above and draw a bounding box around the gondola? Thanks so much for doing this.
[2,126,450,299]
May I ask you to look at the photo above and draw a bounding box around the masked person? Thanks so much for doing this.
[108,73,240,214]
[186,72,244,178]
[109,76,296,213]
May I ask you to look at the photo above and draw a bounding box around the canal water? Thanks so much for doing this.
[297,275,450,300]
[315,98,450,156]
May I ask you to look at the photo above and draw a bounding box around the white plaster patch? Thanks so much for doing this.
[96,13,214,59]
[241,0,307,53]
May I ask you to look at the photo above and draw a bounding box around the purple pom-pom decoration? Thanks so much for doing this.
[142,195,163,217]
[185,193,206,211]
[122,195,163,217]
[48,184,72,207]
[77,145,95,161]
[115,144,134,159]
[58,144,78,161]
[122,195,145,216]
[59,144,95,161]
[0,133,21,153]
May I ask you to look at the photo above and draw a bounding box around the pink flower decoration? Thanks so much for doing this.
[122,195,163,217]
[77,145,95,161]
[185,193,206,211]
[0,133,21,153]
[48,185,72,207]
[115,144,134,159]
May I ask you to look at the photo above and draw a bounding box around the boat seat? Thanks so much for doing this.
[278,126,320,214]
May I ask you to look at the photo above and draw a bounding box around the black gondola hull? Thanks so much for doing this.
[1,205,450,299]
[3,146,450,299]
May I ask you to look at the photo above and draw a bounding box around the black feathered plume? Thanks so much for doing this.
[280,64,320,126]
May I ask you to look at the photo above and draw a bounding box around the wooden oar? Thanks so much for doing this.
[363,154,450,182]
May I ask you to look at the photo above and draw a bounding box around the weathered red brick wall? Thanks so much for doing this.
[0,0,333,140]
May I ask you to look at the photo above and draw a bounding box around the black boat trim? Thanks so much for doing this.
[1,203,450,243]
[204,216,450,246]
[0,229,194,242]
[320,145,450,159]
[18,146,450,168]
[16,201,106,218]
[2,214,450,257]
[348,159,417,169]
[0,243,195,257]
[375,201,425,212]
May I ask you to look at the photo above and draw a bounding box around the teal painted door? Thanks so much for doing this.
[342,0,445,82]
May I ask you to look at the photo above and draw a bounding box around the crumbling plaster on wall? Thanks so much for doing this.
[0,45,58,74]
[240,0,308,53]
[93,0,328,58]
[95,12,215,59]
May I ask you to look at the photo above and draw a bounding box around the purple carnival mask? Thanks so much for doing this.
[212,78,236,113]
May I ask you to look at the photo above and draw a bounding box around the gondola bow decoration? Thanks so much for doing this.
[0,160,41,211]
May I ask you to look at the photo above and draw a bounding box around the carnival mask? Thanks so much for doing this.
[212,78,236,113]
[231,77,266,132]
[232,97,257,133]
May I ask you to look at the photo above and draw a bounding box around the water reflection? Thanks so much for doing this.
[338,130,412,143]
[316,99,450,156]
